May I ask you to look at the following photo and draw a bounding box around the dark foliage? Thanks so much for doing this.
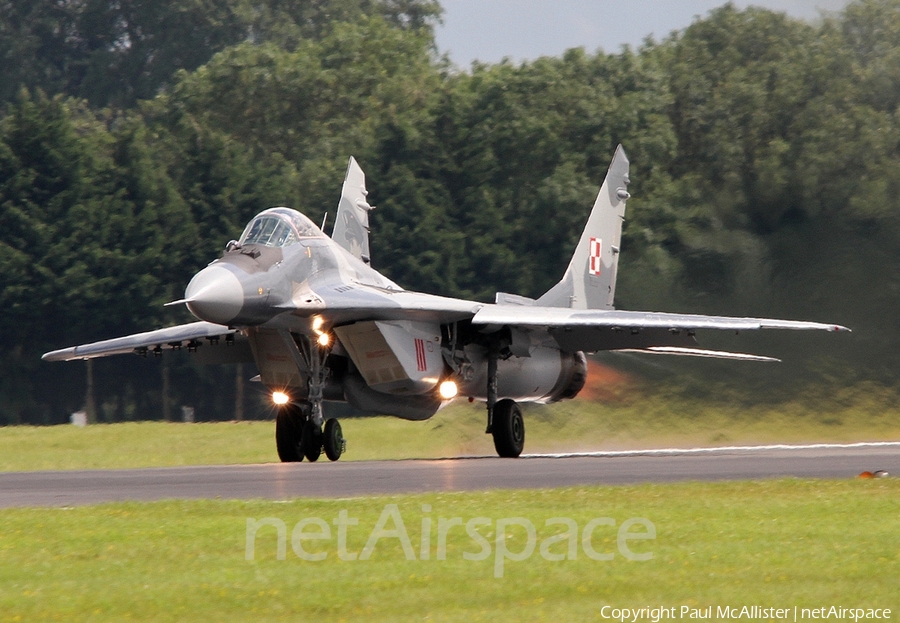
[2,0,898,423]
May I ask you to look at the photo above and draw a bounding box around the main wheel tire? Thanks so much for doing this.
[491,399,525,458]
[275,405,304,462]
[323,418,345,461]
[301,419,323,462]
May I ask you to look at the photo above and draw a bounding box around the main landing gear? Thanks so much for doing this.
[276,403,345,462]
[484,334,525,458]
[491,399,525,458]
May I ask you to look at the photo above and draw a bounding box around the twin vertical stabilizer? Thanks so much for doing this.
[536,145,630,310]
[337,148,630,308]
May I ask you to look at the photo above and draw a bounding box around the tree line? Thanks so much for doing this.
[2,0,898,424]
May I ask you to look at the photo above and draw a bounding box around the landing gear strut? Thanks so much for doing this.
[485,334,524,458]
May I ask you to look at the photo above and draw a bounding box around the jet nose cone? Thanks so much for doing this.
[184,266,244,325]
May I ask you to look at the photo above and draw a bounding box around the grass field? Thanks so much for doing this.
[1,384,899,471]
[0,479,898,621]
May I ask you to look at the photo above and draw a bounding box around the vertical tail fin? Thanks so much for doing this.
[332,156,374,264]
[536,145,629,309]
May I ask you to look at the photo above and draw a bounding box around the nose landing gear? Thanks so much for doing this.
[274,330,345,463]
[276,406,344,462]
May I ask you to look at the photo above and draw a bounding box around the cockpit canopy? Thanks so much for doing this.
[238,208,322,248]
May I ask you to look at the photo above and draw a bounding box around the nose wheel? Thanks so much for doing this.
[323,418,345,461]
[277,408,345,462]
[275,403,306,462]
[301,418,323,461]
[298,416,344,462]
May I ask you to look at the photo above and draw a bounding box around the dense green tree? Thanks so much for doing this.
[0,0,441,108]
[6,0,900,423]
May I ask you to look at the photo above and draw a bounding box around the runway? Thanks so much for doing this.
[1,442,896,508]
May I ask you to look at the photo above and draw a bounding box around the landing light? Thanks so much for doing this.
[439,380,458,400]
[317,333,331,347]
[272,391,290,406]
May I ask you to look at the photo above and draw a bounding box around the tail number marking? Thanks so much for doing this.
[589,237,603,276]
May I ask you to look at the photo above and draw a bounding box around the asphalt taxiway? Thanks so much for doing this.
[1,443,896,508]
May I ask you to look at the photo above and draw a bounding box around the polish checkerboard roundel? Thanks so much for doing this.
[588,237,602,276]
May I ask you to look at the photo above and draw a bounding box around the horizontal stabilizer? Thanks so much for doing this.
[615,346,780,362]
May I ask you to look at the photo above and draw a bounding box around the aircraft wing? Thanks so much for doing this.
[41,322,236,362]
[42,294,848,362]
[279,280,484,325]
[472,305,848,331]
[471,304,849,353]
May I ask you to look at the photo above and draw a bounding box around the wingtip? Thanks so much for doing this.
[41,349,70,362]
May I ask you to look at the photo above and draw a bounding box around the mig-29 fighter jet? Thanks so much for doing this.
[43,147,848,461]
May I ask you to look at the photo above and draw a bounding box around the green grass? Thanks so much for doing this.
[0,479,898,621]
[1,386,899,471]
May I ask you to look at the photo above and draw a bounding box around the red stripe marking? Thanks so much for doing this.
[415,338,426,371]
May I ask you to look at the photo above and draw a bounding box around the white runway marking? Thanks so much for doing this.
[524,441,900,459]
